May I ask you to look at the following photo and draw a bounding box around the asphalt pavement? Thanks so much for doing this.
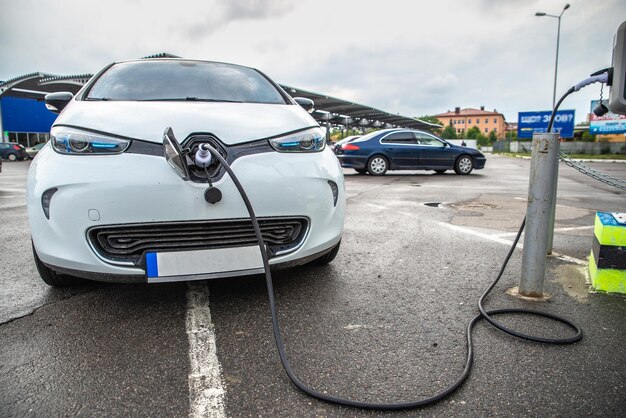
[1,155,625,417]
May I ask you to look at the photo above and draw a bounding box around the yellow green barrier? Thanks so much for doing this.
[589,212,626,294]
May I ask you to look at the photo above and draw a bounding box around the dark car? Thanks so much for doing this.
[0,142,29,161]
[334,128,486,175]
[331,135,361,153]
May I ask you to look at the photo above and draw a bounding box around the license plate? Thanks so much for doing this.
[145,246,264,283]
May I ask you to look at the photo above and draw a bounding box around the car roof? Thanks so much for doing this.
[113,58,259,72]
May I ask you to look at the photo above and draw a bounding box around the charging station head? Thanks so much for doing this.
[609,21,626,115]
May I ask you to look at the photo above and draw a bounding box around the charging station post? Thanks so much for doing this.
[520,132,560,296]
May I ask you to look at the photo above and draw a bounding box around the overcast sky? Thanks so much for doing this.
[1,0,625,124]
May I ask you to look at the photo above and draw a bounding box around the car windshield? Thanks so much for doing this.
[86,61,288,104]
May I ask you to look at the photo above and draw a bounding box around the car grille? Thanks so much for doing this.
[88,217,308,265]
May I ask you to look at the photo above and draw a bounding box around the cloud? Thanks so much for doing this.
[180,0,294,39]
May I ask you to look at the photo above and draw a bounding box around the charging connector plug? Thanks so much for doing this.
[573,71,610,92]
[195,143,213,168]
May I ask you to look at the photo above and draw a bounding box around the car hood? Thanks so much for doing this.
[53,101,318,145]
[449,144,484,156]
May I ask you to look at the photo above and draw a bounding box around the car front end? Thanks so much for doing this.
[27,59,345,284]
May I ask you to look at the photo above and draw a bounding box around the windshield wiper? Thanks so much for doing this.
[137,97,243,103]
[85,97,111,101]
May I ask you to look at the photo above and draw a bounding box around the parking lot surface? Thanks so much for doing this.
[1,155,625,417]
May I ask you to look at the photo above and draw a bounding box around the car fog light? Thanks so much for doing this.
[41,188,58,220]
[328,180,338,207]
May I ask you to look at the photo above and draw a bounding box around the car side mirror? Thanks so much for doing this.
[44,92,74,114]
[294,97,314,112]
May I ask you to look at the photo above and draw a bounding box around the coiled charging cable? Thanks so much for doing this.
[196,71,613,409]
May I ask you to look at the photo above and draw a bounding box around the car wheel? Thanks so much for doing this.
[310,241,341,266]
[32,241,84,287]
[355,169,367,175]
[367,155,388,176]
[7,153,17,161]
[454,155,474,175]
[434,170,446,174]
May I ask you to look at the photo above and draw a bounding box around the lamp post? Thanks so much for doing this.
[535,3,570,255]
[535,3,570,109]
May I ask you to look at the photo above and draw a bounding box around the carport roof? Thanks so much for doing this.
[279,85,441,131]
[1,65,440,132]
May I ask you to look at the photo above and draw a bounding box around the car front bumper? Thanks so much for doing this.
[28,146,344,282]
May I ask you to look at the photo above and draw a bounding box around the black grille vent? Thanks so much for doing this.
[88,217,308,265]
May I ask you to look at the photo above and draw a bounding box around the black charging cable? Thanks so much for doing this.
[199,144,580,410]
[195,75,624,408]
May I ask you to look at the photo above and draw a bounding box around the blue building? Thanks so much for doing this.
[0,73,92,147]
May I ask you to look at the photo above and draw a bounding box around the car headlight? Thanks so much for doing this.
[50,126,131,155]
[268,127,325,152]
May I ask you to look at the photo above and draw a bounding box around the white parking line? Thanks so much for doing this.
[353,199,586,265]
[437,222,587,264]
[493,225,593,237]
[186,281,226,418]
[436,221,525,249]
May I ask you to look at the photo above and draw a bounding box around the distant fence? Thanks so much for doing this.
[494,140,626,155]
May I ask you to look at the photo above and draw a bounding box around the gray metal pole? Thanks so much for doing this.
[546,137,560,254]
[552,16,561,109]
[520,132,560,297]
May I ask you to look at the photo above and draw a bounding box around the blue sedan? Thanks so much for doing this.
[334,129,486,175]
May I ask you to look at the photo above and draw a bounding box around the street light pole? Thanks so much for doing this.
[535,3,570,109]
[535,3,570,255]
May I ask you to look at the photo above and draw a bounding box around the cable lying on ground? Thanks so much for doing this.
[201,145,582,410]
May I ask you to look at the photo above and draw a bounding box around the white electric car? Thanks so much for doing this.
[28,59,345,286]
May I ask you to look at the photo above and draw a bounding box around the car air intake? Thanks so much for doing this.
[88,217,308,265]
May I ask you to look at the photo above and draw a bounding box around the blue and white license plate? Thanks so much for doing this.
[145,246,264,283]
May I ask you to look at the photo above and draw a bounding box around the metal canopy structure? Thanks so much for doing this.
[1,55,440,133]
[280,85,441,132]
[0,72,95,100]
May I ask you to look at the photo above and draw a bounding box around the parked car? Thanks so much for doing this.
[331,135,361,153]
[25,142,48,159]
[0,142,29,161]
[28,58,345,286]
[335,128,486,175]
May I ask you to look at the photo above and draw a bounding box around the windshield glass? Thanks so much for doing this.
[86,61,287,104]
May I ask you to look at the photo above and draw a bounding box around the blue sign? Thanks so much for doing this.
[517,110,575,138]
[589,100,626,134]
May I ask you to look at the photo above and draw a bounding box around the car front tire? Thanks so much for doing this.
[454,155,474,175]
[367,155,388,176]
[7,153,17,161]
[32,241,84,287]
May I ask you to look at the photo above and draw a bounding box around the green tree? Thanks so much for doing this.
[416,115,443,126]
[465,126,481,139]
[441,123,457,139]
[581,131,596,142]
[488,130,498,143]
[416,115,443,135]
